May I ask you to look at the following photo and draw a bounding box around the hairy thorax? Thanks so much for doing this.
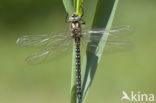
[70,21,82,38]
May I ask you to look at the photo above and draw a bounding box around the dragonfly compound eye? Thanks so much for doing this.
[76,16,81,21]
[68,17,73,22]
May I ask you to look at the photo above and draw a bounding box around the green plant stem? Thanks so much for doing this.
[71,43,77,103]
[74,0,83,16]
[63,0,84,103]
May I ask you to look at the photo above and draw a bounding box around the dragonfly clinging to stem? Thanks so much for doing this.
[16,13,132,101]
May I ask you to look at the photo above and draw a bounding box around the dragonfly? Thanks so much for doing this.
[16,13,132,101]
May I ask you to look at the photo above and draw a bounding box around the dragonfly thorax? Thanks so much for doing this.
[70,21,82,38]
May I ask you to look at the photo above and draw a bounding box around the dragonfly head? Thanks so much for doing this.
[68,13,81,22]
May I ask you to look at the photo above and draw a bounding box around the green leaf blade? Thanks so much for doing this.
[63,0,74,16]
[81,0,119,103]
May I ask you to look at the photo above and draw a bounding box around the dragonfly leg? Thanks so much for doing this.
[81,19,86,25]
[81,5,84,18]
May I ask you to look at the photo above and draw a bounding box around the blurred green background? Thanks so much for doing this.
[0,0,156,103]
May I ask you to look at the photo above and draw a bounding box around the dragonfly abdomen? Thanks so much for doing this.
[75,37,82,100]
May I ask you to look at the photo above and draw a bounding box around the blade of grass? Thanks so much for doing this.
[70,43,77,103]
[81,0,119,103]
[63,0,74,16]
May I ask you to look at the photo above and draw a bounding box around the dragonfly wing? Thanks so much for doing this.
[25,38,73,65]
[109,25,133,40]
[82,36,133,53]
[81,25,133,53]
[104,40,133,53]
[82,25,132,40]
[81,34,102,54]
[16,32,70,47]
[110,25,132,33]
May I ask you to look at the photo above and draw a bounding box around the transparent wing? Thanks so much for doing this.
[16,32,73,64]
[104,40,133,53]
[16,32,70,47]
[81,37,133,53]
[82,25,132,39]
[81,25,133,53]
[25,37,73,65]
